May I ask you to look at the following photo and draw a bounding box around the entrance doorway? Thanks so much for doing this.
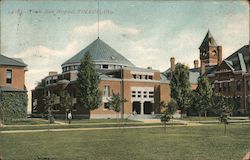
[144,101,152,114]
[132,102,141,114]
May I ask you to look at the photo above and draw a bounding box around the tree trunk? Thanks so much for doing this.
[164,121,166,133]
[65,112,67,124]
[198,112,201,122]
[224,123,227,136]
[204,111,207,118]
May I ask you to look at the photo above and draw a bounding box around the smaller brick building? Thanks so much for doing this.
[0,54,28,117]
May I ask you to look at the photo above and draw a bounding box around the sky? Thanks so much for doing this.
[1,0,249,113]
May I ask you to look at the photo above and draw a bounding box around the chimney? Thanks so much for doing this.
[201,62,206,77]
[217,46,222,65]
[170,57,175,71]
[194,60,199,68]
[49,71,58,76]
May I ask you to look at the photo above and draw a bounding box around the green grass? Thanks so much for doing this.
[3,118,49,125]
[181,116,219,121]
[56,118,140,123]
[1,124,249,160]
[0,122,185,131]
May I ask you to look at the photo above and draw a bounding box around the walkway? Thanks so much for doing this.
[0,125,167,134]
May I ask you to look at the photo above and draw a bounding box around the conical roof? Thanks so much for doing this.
[62,38,135,67]
[199,30,218,49]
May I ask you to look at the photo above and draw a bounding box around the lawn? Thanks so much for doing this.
[3,118,49,125]
[0,124,249,160]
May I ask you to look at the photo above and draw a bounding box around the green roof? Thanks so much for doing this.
[0,54,27,67]
[62,38,135,67]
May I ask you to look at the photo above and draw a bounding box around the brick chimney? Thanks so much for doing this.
[201,62,206,77]
[217,46,222,65]
[194,60,199,68]
[170,57,175,71]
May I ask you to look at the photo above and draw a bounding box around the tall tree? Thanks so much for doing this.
[77,52,101,111]
[107,91,127,123]
[195,77,213,117]
[60,90,73,123]
[170,63,192,117]
[44,94,57,124]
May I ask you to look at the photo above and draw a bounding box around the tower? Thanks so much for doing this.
[199,30,222,66]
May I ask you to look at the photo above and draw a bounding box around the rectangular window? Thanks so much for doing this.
[132,91,136,97]
[247,80,250,91]
[73,104,77,111]
[149,91,154,98]
[104,86,110,97]
[132,74,136,79]
[102,65,109,69]
[6,69,12,84]
[228,82,231,92]
[218,83,222,92]
[236,80,241,91]
[149,75,153,80]
[222,83,226,92]
[104,103,109,109]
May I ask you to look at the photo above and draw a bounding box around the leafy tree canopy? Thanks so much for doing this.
[170,63,192,114]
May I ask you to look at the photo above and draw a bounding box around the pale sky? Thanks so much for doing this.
[1,0,249,112]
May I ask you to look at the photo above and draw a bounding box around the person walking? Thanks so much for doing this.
[67,111,72,124]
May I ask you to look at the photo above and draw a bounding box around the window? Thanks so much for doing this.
[73,104,77,111]
[222,83,226,92]
[218,83,222,92]
[228,82,231,92]
[132,91,136,97]
[247,80,250,91]
[104,103,109,109]
[236,80,241,91]
[6,69,12,84]
[248,96,250,108]
[149,75,153,80]
[102,65,109,69]
[132,74,136,79]
[103,86,110,97]
[149,91,154,98]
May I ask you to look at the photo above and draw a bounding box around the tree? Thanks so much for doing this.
[77,52,101,111]
[194,77,213,117]
[60,90,73,123]
[170,63,192,117]
[211,93,232,135]
[160,99,178,131]
[44,94,57,124]
[107,91,127,124]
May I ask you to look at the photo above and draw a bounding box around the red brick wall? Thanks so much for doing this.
[0,65,25,90]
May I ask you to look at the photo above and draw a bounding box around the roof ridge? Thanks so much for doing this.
[0,54,27,67]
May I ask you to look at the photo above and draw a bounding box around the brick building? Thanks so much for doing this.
[193,30,250,114]
[0,54,28,116]
[32,38,171,119]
